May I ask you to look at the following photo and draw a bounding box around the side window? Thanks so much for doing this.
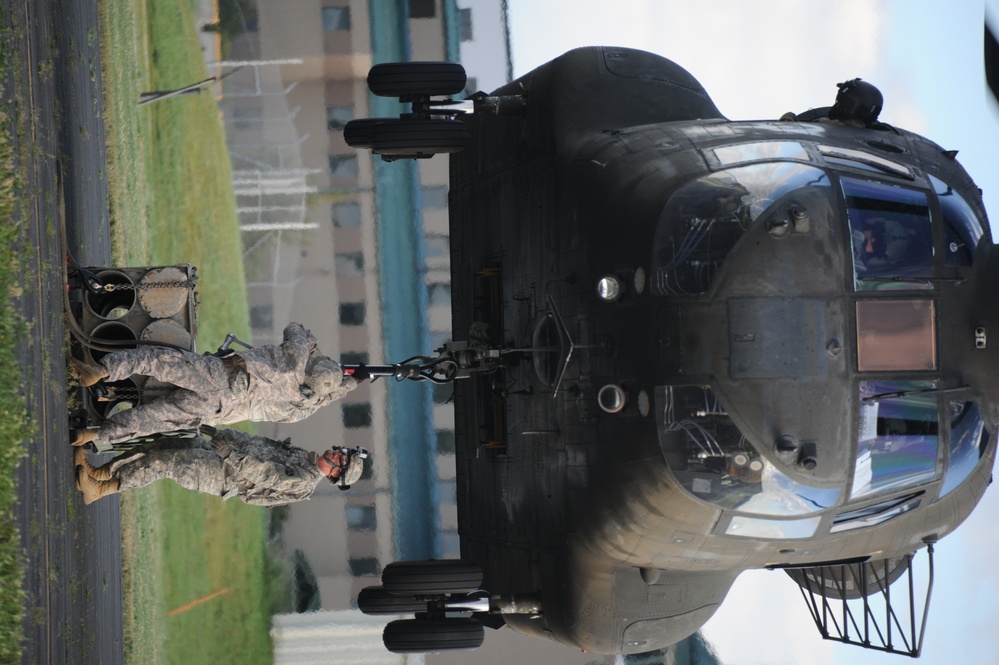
[940,401,988,497]
[851,381,939,499]
[930,175,984,268]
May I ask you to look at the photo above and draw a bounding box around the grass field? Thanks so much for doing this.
[99,0,278,663]
[0,75,31,665]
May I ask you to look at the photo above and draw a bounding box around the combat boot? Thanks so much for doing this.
[74,447,113,481]
[76,467,120,505]
[68,357,109,387]
[71,428,99,447]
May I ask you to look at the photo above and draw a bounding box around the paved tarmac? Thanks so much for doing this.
[5,0,124,663]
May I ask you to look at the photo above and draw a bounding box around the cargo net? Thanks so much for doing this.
[780,546,934,658]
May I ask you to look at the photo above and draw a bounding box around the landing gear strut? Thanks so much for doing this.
[343,60,526,161]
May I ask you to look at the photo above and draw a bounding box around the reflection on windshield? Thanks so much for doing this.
[725,515,821,539]
[930,175,984,268]
[940,401,988,497]
[657,385,841,516]
[713,141,810,166]
[852,381,939,499]
[651,163,830,295]
[843,177,934,291]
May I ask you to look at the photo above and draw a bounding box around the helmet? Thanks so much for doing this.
[830,78,883,126]
[304,355,342,395]
[325,447,368,490]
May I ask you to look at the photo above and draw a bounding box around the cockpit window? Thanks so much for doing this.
[651,163,830,295]
[843,177,934,291]
[930,175,984,268]
[657,385,841,516]
[818,145,913,180]
[940,401,988,497]
[712,141,810,166]
[851,380,939,499]
[829,492,922,534]
[725,515,822,540]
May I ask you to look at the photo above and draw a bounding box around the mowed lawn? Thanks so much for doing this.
[100,0,279,663]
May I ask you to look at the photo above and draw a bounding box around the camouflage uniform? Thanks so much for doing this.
[108,428,325,506]
[95,322,356,446]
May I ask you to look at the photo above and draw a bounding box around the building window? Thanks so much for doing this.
[458,7,473,41]
[438,479,457,503]
[348,557,379,577]
[250,305,273,330]
[326,105,354,131]
[339,302,366,325]
[322,6,351,31]
[232,105,263,130]
[343,403,373,428]
[332,202,361,229]
[341,351,369,365]
[425,236,449,260]
[334,252,364,278]
[440,531,460,558]
[432,384,453,405]
[409,0,435,18]
[436,429,455,454]
[428,283,451,306]
[422,185,449,209]
[346,505,377,531]
[328,154,358,180]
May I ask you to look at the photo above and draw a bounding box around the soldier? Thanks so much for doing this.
[74,427,366,506]
[68,322,367,447]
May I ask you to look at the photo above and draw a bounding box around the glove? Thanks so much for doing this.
[350,363,371,382]
[211,437,232,460]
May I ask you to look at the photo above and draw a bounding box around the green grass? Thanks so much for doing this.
[99,0,276,663]
[0,8,33,659]
[0,99,31,665]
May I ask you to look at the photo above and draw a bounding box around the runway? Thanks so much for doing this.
[5,0,124,662]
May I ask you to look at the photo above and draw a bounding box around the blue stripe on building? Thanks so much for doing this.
[368,0,441,561]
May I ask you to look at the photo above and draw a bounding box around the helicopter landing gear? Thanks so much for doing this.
[369,117,470,160]
[381,558,483,595]
[367,61,467,98]
[359,559,489,654]
[383,617,485,653]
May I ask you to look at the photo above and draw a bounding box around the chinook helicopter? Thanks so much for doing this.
[341,47,996,657]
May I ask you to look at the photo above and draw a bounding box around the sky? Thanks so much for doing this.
[503,1,999,664]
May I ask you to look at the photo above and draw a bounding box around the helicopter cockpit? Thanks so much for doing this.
[650,137,992,543]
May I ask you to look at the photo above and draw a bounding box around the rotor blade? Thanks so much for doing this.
[986,16,999,104]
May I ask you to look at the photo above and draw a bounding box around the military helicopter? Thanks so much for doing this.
[342,46,996,658]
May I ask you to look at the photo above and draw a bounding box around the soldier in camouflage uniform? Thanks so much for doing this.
[74,427,366,505]
[69,322,364,447]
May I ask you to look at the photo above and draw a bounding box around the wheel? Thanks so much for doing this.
[367,61,466,97]
[383,618,484,653]
[370,119,470,159]
[381,559,483,595]
[357,586,428,615]
[343,117,396,149]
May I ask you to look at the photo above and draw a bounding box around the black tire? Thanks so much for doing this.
[370,119,470,158]
[357,586,428,615]
[367,61,466,97]
[343,117,396,149]
[383,618,484,653]
[382,559,483,595]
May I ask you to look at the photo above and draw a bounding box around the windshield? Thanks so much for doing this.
[843,177,934,291]
[657,386,841,516]
[851,380,939,499]
[651,163,830,295]
[930,175,984,268]
[940,401,988,497]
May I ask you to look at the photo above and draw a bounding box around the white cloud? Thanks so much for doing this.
[701,570,836,665]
